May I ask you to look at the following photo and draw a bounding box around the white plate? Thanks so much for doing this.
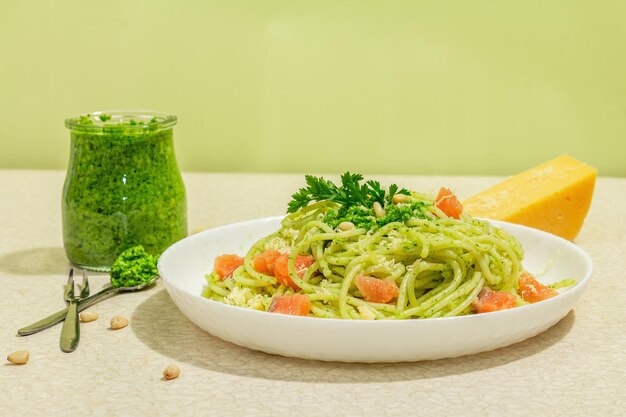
[158,216,592,363]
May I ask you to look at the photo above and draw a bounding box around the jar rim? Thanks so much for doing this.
[65,110,177,131]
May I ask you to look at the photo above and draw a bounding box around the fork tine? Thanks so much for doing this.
[80,269,90,298]
[64,268,75,301]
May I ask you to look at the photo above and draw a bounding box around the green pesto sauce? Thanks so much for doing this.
[109,245,159,288]
[62,114,187,271]
[323,201,430,230]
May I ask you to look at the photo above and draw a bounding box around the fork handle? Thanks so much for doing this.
[17,286,118,336]
[60,300,80,352]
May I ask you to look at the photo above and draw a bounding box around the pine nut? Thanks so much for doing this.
[163,365,180,380]
[392,193,408,204]
[338,221,355,231]
[80,311,98,323]
[373,201,386,218]
[110,316,129,330]
[7,350,29,365]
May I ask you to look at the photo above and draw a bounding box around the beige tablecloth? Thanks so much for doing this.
[1,170,624,417]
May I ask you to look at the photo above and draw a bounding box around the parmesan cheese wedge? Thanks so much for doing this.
[463,155,597,240]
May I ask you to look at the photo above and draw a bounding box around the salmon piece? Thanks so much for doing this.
[518,272,558,303]
[213,254,244,280]
[354,275,399,304]
[273,253,315,290]
[472,287,517,313]
[252,250,282,275]
[435,187,464,219]
[269,294,312,316]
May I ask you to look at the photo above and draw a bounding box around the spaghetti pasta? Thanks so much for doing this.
[202,178,528,320]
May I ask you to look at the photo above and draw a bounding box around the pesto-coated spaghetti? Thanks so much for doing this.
[202,174,534,320]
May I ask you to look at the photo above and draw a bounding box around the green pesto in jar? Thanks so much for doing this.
[62,111,187,271]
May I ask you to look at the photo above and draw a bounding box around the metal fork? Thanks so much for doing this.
[60,268,90,352]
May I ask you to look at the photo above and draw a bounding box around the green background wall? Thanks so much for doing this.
[1,1,625,176]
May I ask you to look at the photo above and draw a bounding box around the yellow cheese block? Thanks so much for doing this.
[463,155,597,240]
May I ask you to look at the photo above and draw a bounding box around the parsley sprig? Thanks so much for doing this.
[287,172,409,213]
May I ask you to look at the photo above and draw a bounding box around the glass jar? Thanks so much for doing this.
[62,110,188,271]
